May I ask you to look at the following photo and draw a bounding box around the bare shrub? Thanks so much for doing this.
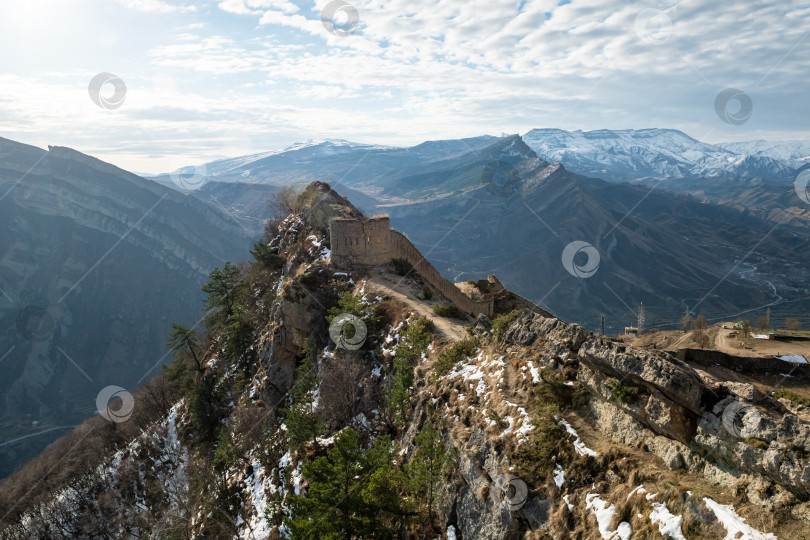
[318,353,365,429]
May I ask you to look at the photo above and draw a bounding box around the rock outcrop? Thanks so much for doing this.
[490,309,810,500]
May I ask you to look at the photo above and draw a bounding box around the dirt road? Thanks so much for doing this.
[715,326,810,358]
[364,270,468,342]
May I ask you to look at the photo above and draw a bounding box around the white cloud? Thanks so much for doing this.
[3,0,810,171]
[220,0,299,15]
[114,0,196,14]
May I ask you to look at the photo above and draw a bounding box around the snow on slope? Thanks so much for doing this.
[522,128,797,183]
[720,140,810,166]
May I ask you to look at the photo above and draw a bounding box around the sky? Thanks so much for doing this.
[0,0,808,173]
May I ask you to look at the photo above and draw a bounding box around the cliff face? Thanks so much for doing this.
[1,182,807,539]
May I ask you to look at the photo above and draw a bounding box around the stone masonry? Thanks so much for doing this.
[329,216,495,317]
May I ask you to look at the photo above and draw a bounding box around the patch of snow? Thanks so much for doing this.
[235,455,276,540]
[447,524,457,540]
[563,494,574,511]
[527,361,541,383]
[703,498,777,540]
[649,502,687,540]
[553,464,565,488]
[615,522,632,540]
[627,486,647,499]
[585,493,630,539]
[353,412,370,428]
[559,418,597,457]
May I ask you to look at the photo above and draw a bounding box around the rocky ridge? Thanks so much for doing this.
[1,182,807,539]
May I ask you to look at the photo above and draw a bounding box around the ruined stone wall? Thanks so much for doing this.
[329,217,494,317]
[329,217,394,267]
[388,231,494,317]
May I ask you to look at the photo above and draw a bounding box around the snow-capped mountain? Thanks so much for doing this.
[522,128,798,184]
[718,139,810,167]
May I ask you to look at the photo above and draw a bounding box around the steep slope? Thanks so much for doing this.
[1,182,805,539]
[373,135,542,199]
[0,138,254,478]
[522,128,798,184]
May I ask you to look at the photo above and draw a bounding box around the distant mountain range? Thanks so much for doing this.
[522,128,801,184]
[154,132,810,333]
[153,128,808,190]
[0,138,254,478]
[149,136,502,193]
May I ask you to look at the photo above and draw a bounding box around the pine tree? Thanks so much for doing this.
[202,262,245,326]
[285,427,367,539]
[360,435,410,536]
[387,352,416,426]
[285,429,407,539]
[408,414,452,525]
[386,317,434,426]
[222,303,255,368]
[166,323,203,372]
[250,240,285,270]
[284,339,324,453]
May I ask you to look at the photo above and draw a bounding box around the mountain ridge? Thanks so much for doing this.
[1,181,805,539]
[0,139,256,478]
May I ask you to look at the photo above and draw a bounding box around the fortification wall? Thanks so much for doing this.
[677,348,810,382]
[329,217,494,317]
[389,231,494,317]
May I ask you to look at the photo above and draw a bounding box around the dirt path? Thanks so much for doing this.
[664,331,695,352]
[364,270,468,341]
[715,326,810,358]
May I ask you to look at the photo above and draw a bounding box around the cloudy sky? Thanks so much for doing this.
[0,0,807,173]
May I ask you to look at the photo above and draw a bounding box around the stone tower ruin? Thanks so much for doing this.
[329,216,495,317]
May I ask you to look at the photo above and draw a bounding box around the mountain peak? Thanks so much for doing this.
[521,127,796,183]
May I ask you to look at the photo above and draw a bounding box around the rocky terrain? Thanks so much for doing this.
[1,182,807,539]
